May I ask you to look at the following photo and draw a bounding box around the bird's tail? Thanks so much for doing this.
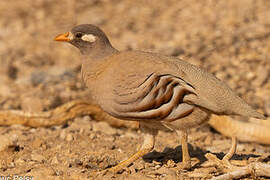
[226,95,266,120]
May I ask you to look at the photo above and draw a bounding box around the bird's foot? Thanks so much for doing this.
[106,164,126,174]
[203,136,238,170]
[178,160,192,170]
[204,153,236,170]
[104,148,152,174]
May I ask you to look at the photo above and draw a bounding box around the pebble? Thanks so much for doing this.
[128,166,137,174]
[237,143,246,151]
[31,153,45,162]
[51,156,59,165]
[124,131,138,138]
[60,130,66,139]
[166,159,176,168]
[79,128,84,134]
[89,133,96,140]
[66,133,74,141]
[155,166,176,176]
[132,162,145,171]
[104,136,114,142]
[27,167,55,178]
[32,138,43,148]
[0,135,15,151]
[204,135,213,146]
[14,158,25,165]
[8,162,15,168]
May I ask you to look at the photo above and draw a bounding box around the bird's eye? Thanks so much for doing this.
[75,32,83,38]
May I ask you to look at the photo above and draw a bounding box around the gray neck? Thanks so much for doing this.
[80,42,118,60]
[80,43,118,86]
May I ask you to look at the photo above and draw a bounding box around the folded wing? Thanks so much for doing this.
[111,73,197,121]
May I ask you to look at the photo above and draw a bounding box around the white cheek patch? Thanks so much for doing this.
[82,34,96,43]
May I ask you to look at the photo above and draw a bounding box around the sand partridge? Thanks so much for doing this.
[55,24,265,173]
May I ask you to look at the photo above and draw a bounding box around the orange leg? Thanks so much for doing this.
[108,123,158,173]
[205,136,237,168]
[176,130,192,169]
[223,136,237,162]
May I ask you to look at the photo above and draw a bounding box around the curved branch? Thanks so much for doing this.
[0,100,137,128]
[209,115,270,145]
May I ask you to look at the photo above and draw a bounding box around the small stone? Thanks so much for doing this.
[81,115,91,122]
[60,130,66,139]
[51,156,59,165]
[155,166,176,176]
[246,72,255,80]
[79,128,85,134]
[154,164,161,169]
[32,138,43,148]
[166,159,176,168]
[153,160,162,168]
[144,162,153,169]
[204,135,213,145]
[27,167,55,178]
[0,135,15,151]
[15,158,25,166]
[124,131,138,138]
[104,136,114,142]
[146,173,156,178]
[128,166,136,174]
[133,162,145,170]
[89,133,96,140]
[29,128,37,133]
[66,134,74,141]
[31,153,45,162]
[237,143,246,151]
[8,162,15,168]
[74,159,83,165]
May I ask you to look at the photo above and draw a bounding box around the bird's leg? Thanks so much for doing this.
[176,130,192,170]
[205,136,238,169]
[108,122,158,173]
[222,136,237,164]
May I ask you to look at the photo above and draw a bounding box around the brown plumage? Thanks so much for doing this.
[55,24,265,172]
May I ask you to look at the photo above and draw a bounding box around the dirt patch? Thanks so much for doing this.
[0,0,269,179]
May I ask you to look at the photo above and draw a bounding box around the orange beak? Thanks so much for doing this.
[54,32,70,42]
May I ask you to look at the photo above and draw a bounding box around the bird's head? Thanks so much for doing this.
[55,24,113,55]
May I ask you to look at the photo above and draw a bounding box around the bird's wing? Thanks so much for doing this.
[111,73,197,121]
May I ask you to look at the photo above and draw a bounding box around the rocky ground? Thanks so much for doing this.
[0,0,269,179]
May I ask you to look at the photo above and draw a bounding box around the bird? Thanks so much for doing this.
[55,24,266,173]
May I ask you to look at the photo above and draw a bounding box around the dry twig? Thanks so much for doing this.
[211,162,270,180]
[0,100,137,128]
